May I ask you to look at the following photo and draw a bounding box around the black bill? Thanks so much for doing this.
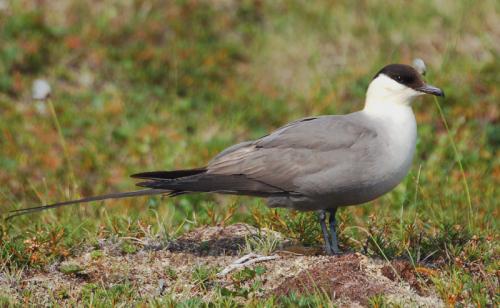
[417,84,445,97]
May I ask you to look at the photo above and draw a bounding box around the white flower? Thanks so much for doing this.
[0,0,8,11]
[413,58,427,76]
[32,79,52,100]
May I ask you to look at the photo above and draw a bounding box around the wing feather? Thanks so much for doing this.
[207,113,379,194]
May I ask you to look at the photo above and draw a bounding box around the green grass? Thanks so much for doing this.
[0,0,498,306]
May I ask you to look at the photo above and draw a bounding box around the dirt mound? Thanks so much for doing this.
[273,254,386,305]
[166,223,259,256]
[381,259,432,297]
[0,224,443,306]
[271,253,440,306]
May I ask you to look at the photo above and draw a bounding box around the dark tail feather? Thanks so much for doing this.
[6,189,166,220]
[136,174,289,197]
[130,168,206,180]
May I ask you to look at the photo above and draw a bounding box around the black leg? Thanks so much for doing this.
[318,210,333,255]
[328,208,341,254]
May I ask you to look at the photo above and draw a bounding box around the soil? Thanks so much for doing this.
[381,259,431,296]
[273,254,386,305]
[0,223,444,307]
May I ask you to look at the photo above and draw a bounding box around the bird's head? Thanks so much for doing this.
[365,64,444,109]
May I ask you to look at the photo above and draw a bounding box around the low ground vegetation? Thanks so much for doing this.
[0,1,498,306]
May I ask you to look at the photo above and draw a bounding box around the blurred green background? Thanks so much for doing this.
[0,0,498,305]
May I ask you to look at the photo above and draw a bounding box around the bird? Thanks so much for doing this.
[8,63,444,255]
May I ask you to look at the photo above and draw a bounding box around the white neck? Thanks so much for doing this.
[359,74,419,188]
[363,74,422,116]
[361,74,418,146]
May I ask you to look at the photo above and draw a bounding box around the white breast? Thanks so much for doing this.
[363,103,417,183]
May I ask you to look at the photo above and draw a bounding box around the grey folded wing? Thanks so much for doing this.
[207,113,380,196]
